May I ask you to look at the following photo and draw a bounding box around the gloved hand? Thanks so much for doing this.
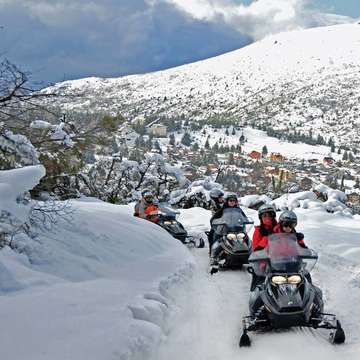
[299,243,308,249]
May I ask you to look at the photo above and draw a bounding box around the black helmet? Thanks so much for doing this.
[279,210,297,227]
[225,193,238,202]
[210,189,224,201]
[258,204,276,219]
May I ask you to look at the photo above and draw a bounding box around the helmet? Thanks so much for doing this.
[209,189,224,201]
[141,189,152,197]
[142,190,154,203]
[258,204,276,219]
[278,210,297,227]
[225,193,238,202]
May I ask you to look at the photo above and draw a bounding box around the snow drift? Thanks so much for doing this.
[0,198,194,360]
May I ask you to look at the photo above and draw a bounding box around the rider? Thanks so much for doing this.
[250,209,307,290]
[209,188,225,214]
[252,204,277,251]
[209,193,246,273]
[134,190,159,222]
[274,210,306,247]
[250,204,278,290]
[207,189,225,250]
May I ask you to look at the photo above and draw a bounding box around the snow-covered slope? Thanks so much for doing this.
[0,198,194,360]
[52,23,360,148]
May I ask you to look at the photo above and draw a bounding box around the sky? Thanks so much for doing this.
[0,0,358,84]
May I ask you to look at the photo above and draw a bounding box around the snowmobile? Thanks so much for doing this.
[210,207,253,271]
[239,233,345,347]
[147,207,205,248]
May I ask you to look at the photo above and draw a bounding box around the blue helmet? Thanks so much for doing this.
[209,189,224,201]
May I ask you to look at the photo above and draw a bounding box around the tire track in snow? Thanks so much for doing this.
[153,246,357,360]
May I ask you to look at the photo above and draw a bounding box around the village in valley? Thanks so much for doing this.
[118,116,360,213]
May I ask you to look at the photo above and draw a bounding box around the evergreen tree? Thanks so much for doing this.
[232,127,236,135]
[181,132,192,146]
[225,128,230,136]
[192,142,199,151]
[340,174,345,191]
[342,151,348,161]
[239,133,245,144]
[154,140,162,154]
[349,152,355,162]
[204,136,210,149]
[355,178,360,189]
[262,145,268,157]
[228,153,235,165]
[169,133,175,146]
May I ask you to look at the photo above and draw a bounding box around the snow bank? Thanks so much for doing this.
[272,191,318,211]
[239,194,272,208]
[0,165,45,232]
[271,188,352,217]
[0,130,39,165]
[0,198,194,360]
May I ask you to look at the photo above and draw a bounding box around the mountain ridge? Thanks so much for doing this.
[50,23,360,148]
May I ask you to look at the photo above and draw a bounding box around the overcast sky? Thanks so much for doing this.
[0,0,358,84]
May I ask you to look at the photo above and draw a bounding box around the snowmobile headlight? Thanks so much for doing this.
[271,275,287,285]
[163,221,173,225]
[236,233,245,240]
[172,221,177,224]
[227,233,237,241]
[287,275,302,284]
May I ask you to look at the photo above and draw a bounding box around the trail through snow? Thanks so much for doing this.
[154,208,360,360]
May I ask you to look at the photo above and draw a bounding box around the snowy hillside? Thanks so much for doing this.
[50,23,360,148]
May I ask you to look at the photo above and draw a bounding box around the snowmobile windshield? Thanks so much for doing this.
[148,207,178,219]
[212,208,252,235]
[249,233,318,275]
[158,207,179,217]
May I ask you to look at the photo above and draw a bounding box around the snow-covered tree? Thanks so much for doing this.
[79,153,189,204]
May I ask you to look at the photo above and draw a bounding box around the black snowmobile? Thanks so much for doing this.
[239,233,345,347]
[210,207,253,271]
[147,207,205,248]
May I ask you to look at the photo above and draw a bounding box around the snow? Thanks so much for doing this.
[0,165,45,231]
[1,196,360,359]
[0,198,194,360]
[240,194,272,208]
[48,23,360,150]
[30,121,74,146]
[153,206,360,360]
[0,130,39,165]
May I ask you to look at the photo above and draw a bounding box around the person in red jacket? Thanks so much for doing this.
[134,190,159,223]
[250,204,277,290]
[252,204,277,252]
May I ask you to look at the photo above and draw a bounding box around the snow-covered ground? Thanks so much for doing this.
[157,125,335,161]
[155,206,360,360]
[2,199,360,359]
[0,198,194,360]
